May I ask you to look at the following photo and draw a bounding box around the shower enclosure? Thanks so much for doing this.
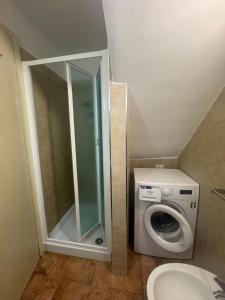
[23,50,111,261]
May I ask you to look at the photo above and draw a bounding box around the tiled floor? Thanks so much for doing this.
[21,250,160,300]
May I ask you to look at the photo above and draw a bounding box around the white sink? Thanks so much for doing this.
[147,263,221,300]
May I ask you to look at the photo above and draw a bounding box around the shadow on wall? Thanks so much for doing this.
[128,90,160,158]
[127,86,179,248]
[179,86,225,274]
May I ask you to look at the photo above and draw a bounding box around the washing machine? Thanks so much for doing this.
[134,168,199,259]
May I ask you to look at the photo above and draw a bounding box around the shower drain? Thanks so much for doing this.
[95,237,103,245]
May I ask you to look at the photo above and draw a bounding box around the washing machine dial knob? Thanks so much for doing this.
[163,188,170,196]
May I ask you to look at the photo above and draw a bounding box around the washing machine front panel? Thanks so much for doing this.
[134,169,199,259]
[144,203,194,253]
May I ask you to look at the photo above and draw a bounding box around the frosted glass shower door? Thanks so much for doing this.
[67,63,100,240]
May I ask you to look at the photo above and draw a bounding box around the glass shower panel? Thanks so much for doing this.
[30,63,76,242]
[70,65,99,238]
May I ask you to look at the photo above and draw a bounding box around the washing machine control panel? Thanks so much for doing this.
[180,189,192,195]
[162,188,170,196]
[138,184,199,202]
[160,185,198,201]
[139,185,161,202]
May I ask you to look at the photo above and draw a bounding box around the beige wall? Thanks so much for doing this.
[110,82,128,275]
[0,24,39,299]
[31,65,74,232]
[179,86,225,274]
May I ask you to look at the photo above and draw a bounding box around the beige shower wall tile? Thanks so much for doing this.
[32,65,74,233]
[110,82,128,276]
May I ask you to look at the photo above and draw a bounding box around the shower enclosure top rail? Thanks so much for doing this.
[22,50,108,66]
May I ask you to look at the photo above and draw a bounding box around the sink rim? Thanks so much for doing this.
[147,263,220,300]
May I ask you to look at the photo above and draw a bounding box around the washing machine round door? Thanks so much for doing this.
[144,203,193,253]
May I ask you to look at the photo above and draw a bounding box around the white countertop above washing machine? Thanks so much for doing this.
[134,168,198,187]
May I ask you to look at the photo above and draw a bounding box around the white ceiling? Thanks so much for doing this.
[3,0,225,159]
[0,0,59,59]
[103,0,225,158]
[71,57,101,76]
[8,0,107,54]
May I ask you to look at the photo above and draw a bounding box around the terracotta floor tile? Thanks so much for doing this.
[21,253,68,300]
[86,284,109,300]
[157,257,190,265]
[64,256,96,283]
[140,255,157,268]
[21,274,58,300]
[140,257,157,285]
[143,285,148,300]
[20,273,46,300]
[34,252,68,287]
[21,250,158,299]
[34,281,57,300]
[53,280,91,300]
[108,288,144,300]
[93,256,143,293]
[36,252,68,276]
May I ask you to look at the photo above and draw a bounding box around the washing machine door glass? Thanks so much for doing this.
[144,203,193,253]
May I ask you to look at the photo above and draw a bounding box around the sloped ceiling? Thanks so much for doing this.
[0,0,59,59]
[3,0,225,159]
[7,0,107,55]
[102,0,225,158]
